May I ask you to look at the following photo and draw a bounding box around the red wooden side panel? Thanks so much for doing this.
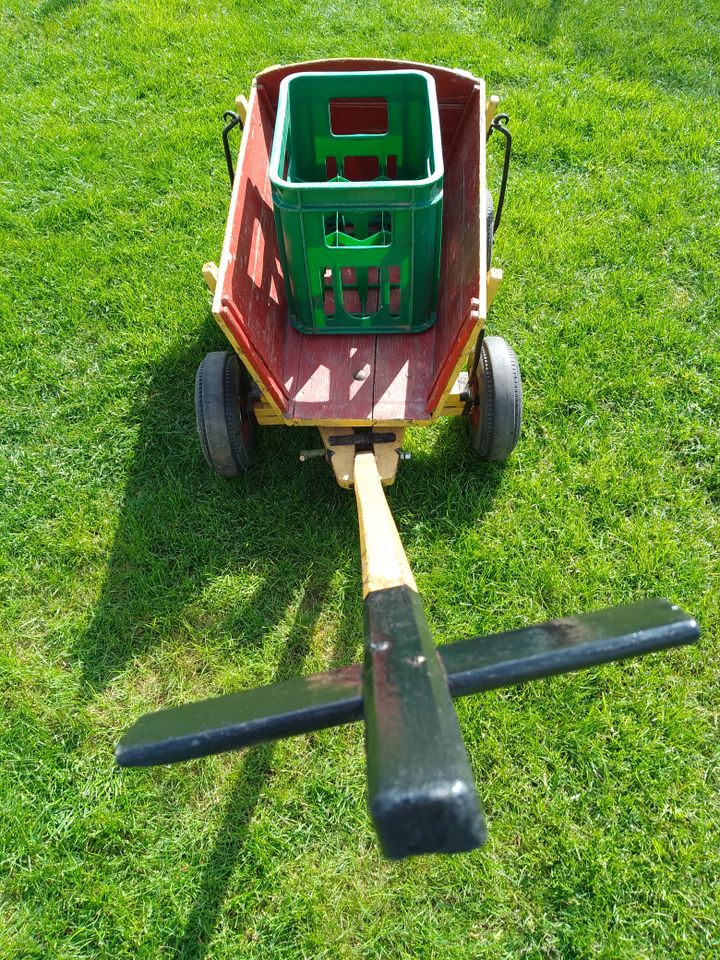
[427,84,482,412]
[372,328,435,421]
[216,86,289,412]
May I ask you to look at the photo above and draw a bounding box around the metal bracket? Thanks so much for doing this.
[327,432,396,447]
[486,113,511,233]
[222,110,244,188]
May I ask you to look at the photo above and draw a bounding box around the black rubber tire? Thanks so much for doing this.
[195,351,256,476]
[466,335,522,462]
[486,189,494,267]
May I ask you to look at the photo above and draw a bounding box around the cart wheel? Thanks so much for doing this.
[486,189,494,266]
[195,351,256,476]
[466,335,522,462]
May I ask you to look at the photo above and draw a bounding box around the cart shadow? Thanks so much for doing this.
[73,325,358,697]
[75,331,504,696]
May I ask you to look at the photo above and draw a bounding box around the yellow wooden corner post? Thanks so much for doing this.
[487,267,503,308]
[485,94,500,132]
[234,94,249,123]
[353,451,416,596]
[202,261,219,293]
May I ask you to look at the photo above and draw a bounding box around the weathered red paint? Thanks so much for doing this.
[215,59,484,422]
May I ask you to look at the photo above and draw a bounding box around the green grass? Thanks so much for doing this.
[1,0,719,956]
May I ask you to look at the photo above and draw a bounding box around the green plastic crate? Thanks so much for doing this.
[268,70,444,334]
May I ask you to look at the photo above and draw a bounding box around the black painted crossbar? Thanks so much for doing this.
[117,598,698,769]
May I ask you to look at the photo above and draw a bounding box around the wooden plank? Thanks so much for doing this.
[213,81,290,414]
[281,324,305,403]
[116,599,699,768]
[354,450,416,595]
[291,334,376,422]
[292,414,431,428]
[428,81,487,414]
[428,89,474,402]
[218,301,286,416]
[235,98,286,376]
[372,329,434,422]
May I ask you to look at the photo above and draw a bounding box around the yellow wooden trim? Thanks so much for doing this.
[291,416,431,428]
[485,94,500,133]
[353,450,416,597]
[320,427,355,488]
[487,267,503,308]
[478,79,488,319]
[202,261,218,293]
[438,404,465,418]
[234,94,249,123]
[253,401,285,425]
[434,266,504,417]
[250,413,433,429]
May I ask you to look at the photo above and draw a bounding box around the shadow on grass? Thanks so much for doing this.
[75,317,506,956]
[169,585,328,960]
[75,324,505,694]
[36,0,87,17]
[73,320,352,695]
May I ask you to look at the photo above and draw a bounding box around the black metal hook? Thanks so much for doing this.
[222,110,244,188]
[486,113,512,233]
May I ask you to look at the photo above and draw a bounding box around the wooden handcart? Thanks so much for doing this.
[117,61,699,860]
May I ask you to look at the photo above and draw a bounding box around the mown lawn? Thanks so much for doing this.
[1,0,719,957]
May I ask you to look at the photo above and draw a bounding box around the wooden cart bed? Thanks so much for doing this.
[213,59,492,426]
